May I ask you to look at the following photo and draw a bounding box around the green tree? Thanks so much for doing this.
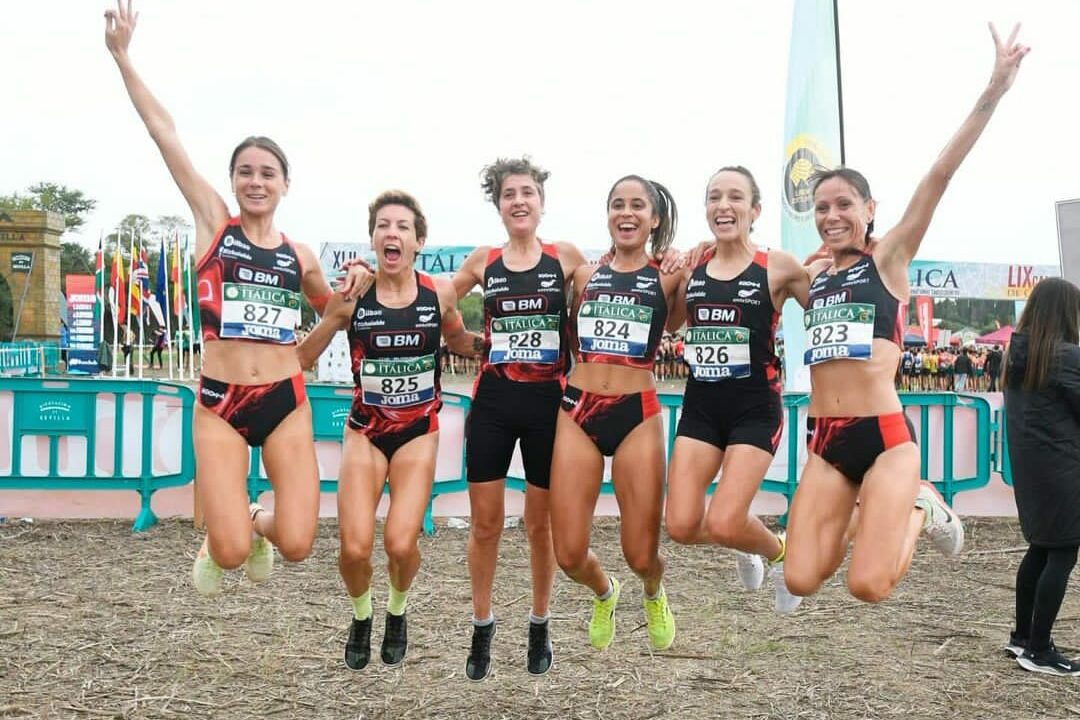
[457,291,483,331]
[60,241,95,289]
[0,182,97,232]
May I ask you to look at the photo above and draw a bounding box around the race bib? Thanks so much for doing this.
[220,282,301,343]
[577,300,653,358]
[803,303,874,365]
[685,326,751,381]
[489,314,561,364]
[359,354,437,408]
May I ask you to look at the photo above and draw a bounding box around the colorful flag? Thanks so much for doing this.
[110,246,127,319]
[130,242,149,318]
[93,232,104,330]
[171,231,184,320]
[155,236,168,316]
[779,0,844,391]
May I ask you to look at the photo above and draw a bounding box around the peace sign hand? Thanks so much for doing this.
[104,0,138,59]
[988,22,1030,95]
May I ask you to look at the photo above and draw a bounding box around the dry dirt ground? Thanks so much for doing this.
[3,517,1080,719]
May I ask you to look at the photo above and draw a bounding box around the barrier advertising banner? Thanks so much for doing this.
[908,260,1059,300]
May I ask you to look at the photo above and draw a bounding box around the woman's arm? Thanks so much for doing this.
[104,0,227,247]
[296,293,354,370]
[876,23,1029,271]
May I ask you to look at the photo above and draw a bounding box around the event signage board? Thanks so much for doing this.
[908,260,1059,300]
[64,275,100,375]
[1057,199,1080,288]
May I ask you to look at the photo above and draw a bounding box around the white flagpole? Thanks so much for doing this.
[111,228,122,377]
[126,227,136,377]
[136,230,145,380]
[162,232,174,381]
[185,234,197,378]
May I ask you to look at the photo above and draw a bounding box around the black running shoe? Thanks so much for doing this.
[527,620,553,676]
[1018,647,1080,676]
[466,621,497,681]
[380,612,408,667]
[344,617,372,671]
[1004,632,1026,659]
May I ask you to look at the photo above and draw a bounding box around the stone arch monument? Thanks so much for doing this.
[0,209,63,341]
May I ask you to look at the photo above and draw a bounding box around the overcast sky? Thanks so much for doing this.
[3,1,1076,265]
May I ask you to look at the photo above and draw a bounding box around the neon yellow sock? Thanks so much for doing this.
[768,533,786,565]
[350,590,372,621]
[387,583,408,616]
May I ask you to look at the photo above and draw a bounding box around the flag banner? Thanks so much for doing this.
[779,0,843,391]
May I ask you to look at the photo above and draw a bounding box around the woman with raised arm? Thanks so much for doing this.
[549,175,681,652]
[105,0,335,595]
[664,166,809,614]
[783,23,1028,604]
[299,191,479,671]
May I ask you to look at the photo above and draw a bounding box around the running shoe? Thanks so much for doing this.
[1004,632,1027,659]
[589,577,620,650]
[344,617,372,671]
[380,612,408,666]
[642,585,675,651]
[770,561,803,614]
[244,536,274,583]
[735,551,765,591]
[1018,647,1080,676]
[917,482,965,556]
[466,620,496,681]
[527,619,553,675]
[191,541,223,596]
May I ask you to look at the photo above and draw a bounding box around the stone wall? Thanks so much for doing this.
[0,210,64,341]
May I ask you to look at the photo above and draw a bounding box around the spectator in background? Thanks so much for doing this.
[1002,277,1080,675]
[986,344,1003,392]
[148,327,166,369]
[954,347,972,392]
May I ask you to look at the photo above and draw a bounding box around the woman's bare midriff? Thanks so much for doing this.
[808,339,903,417]
[568,362,655,396]
[200,340,301,384]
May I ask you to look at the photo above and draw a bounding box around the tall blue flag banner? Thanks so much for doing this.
[780,0,844,391]
[155,236,168,314]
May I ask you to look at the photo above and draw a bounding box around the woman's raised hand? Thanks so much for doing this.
[104,0,138,58]
[988,22,1030,95]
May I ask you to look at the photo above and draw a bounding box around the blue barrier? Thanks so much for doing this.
[0,377,196,531]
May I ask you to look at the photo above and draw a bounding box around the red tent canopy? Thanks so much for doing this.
[976,325,1013,345]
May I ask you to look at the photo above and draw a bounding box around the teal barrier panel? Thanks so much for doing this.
[991,409,1013,486]
[0,342,60,377]
[0,377,196,531]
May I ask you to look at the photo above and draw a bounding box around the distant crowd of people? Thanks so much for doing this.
[441,338,1009,394]
[899,344,1004,393]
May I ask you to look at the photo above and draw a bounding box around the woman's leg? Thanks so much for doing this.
[664,437,723,545]
[845,443,923,603]
[549,411,606,594]
[1014,544,1048,647]
[257,400,320,562]
[337,430,388,671]
[783,454,860,598]
[1029,546,1079,652]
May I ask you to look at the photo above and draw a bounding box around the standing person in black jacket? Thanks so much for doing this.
[986,344,1003,391]
[1004,277,1080,676]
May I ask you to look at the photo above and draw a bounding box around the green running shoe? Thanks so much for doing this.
[192,546,223,596]
[589,577,620,649]
[643,585,675,650]
[244,536,274,582]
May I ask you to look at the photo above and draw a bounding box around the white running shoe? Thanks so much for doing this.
[771,562,803,614]
[734,551,765,591]
[917,482,965,557]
